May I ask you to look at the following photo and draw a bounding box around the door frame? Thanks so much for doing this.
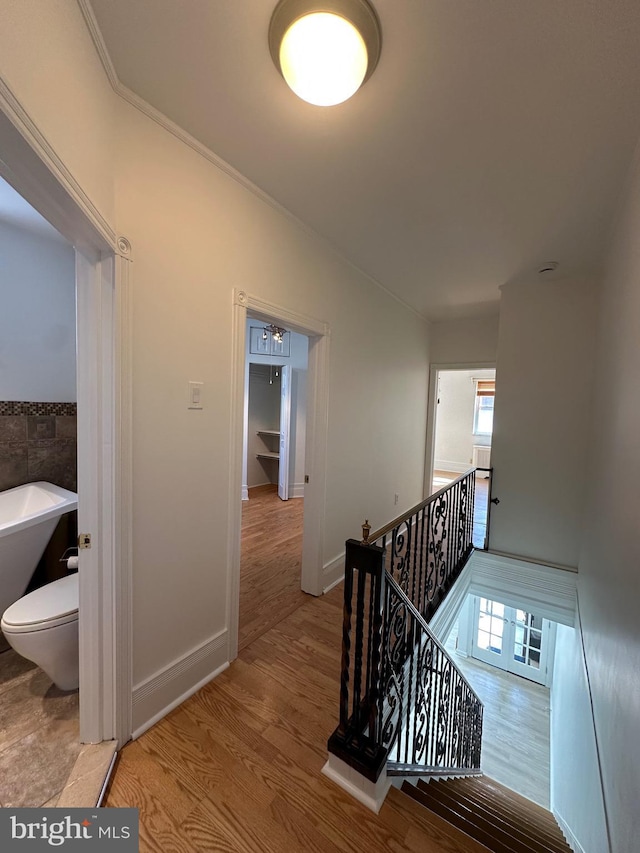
[463,594,557,687]
[277,363,292,501]
[228,290,330,660]
[424,362,496,499]
[0,86,132,744]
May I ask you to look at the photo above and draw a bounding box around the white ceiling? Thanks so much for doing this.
[87,0,640,320]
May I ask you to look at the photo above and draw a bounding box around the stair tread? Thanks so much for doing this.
[403,782,549,853]
[386,786,494,853]
[443,779,562,836]
[460,777,559,827]
[401,777,571,853]
[416,780,570,853]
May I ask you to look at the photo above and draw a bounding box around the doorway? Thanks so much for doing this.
[228,291,330,661]
[239,321,310,649]
[470,596,555,686]
[0,103,132,749]
[426,364,496,549]
[0,176,82,806]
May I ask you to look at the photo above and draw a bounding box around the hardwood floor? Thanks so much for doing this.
[105,480,547,849]
[239,486,307,650]
[446,623,551,809]
[106,586,489,852]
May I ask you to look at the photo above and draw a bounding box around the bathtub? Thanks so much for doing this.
[0,482,78,619]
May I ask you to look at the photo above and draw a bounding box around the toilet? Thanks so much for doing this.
[1,573,79,691]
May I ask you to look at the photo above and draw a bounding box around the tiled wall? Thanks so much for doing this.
[0,402,77,493]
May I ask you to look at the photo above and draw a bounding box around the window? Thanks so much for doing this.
[473,379,495,435]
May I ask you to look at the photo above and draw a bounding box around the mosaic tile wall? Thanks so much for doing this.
[0,402,77,493]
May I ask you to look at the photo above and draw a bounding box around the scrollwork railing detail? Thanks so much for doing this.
[328,469,485,782]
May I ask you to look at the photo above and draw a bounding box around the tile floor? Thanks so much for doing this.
[0,647,81,807]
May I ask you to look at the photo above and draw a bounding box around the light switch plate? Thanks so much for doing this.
[188,381,204,410]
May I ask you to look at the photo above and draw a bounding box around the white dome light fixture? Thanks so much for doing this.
[269,0,382,106]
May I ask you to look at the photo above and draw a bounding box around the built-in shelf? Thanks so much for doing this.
[256,451,280,460]
[257,429,280,437]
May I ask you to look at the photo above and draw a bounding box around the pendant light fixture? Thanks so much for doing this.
[269,0,382,106]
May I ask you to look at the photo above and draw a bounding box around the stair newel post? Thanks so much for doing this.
[366,547,385,748]
[336,543,354,737]
[327,534,389,782]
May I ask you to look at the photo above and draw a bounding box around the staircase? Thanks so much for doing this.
[401,775,572,853]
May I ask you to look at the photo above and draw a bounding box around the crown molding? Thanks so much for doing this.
[77,0,120,91]
[77,0,427,323]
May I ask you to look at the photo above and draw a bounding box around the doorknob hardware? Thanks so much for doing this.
[490,497,500,505]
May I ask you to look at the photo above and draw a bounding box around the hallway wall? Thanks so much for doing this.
[1,4,431,734]
[574,138,640,853]
[490,276,599,568]
[551,622,608,853]
[0,0,115,222]
[114,99,431,721]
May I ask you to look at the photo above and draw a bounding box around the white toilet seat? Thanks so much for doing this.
[1,573,78,634]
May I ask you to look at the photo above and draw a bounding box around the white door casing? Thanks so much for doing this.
[278,365,292,501]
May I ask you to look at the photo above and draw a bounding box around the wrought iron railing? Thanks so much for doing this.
[382,574,482,774]
[365,469,476,622]
[327,468,488,782]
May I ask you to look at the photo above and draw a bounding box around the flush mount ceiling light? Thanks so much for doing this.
[269,0,382,106]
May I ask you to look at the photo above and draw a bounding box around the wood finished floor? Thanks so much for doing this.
[239,486,307,651]
[106,586,490,852]
[105,478,548,849]
[446,623,551,809]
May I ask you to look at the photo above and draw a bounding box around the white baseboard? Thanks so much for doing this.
[434,460,470,474]
[322,552,345,593]
[290,482,305,499]
[241,485,249,501]
[322,754,391,814]
[132,630,228,737]
[553,809,587,853]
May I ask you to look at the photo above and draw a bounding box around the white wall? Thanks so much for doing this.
[573,140,640,853]
[489,277,598,568]
[114,99,430,705]
[434,369,493,472]
[0,222,76,401]
[0,0,115,223]
[429,314,499,365]
[551,622,609,853]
